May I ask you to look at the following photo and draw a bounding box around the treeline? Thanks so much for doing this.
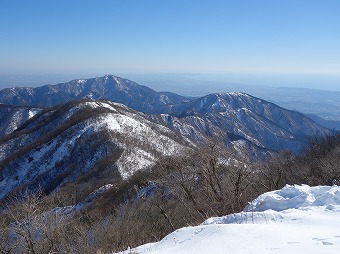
[0,134,339,253]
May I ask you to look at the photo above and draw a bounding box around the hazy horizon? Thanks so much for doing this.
[1,1,339,88]
[0,72,339,95]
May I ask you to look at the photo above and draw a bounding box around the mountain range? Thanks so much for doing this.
[0,75,332,153]
[0,74,333,201]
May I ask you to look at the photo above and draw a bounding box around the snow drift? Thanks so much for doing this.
[119,185,340,254]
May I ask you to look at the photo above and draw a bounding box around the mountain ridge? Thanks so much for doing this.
[0,75,332,155]
[0,75,188,113]
[150,92,330,153]
[0,100,192,200]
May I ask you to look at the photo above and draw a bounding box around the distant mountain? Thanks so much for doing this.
[0,75,188,113]
[0,100,191,200]
[150,92,331,153]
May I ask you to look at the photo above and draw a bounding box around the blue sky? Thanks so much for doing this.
[1,0,340,89]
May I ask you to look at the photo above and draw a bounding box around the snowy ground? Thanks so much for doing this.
[118,185,340,254]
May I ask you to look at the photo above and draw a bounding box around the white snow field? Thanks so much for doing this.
[118,185,340,254]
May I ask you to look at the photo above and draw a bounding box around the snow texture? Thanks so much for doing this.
[0,100,186,199]
[118,185,340,254]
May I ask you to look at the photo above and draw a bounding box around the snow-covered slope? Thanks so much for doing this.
[151,93,330,153]
[0,104,41,135]
[0,100,191,200]
[120,185,340,254]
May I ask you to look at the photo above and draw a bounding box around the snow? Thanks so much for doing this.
[62,101,117,121]
[114,76,125,90]
[50,184,114,214]
[0,100,186,199]
[83,101,118,112]
[117,148,156,178]
[118,185,340,254]
[28,109,40,118]
[244,184,340,212]
[92,113,183,177]
[74,184,113,209]
[0,107,41,135]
